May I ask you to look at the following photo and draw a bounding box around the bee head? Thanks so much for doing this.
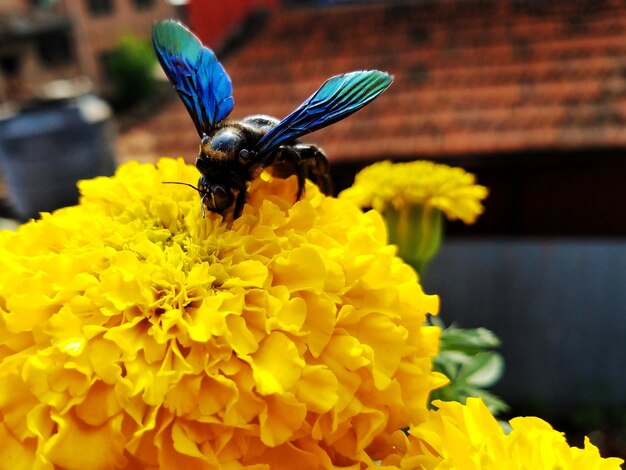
[198,174,235,214]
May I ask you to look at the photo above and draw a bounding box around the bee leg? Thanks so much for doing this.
[291,144,333,195]
[295,162,306,201]
[200,194,207,218]
[233,186,248,219]
[270,146,307,201]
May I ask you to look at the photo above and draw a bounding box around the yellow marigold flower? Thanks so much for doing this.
[339,161,488,275]
[390,397,623,469]
[0,159,446,469]
[338,160,488,224]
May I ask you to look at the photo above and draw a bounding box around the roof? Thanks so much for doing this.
[117,0,626,165]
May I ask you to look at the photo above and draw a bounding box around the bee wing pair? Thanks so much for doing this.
[152,20,392,157]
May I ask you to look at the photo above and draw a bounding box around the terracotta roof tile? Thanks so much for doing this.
[118,0,626,165]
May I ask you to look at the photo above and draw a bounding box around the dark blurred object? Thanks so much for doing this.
[0,86,116,220]
[104,35,156,111]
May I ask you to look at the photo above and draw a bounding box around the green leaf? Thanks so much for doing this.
[457,352,505,388]
[440,326,501,353]
[429,317,508,416]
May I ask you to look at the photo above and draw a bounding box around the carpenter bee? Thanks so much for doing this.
[152,20,392,219]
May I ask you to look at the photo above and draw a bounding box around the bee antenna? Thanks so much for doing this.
[162,181,201,193]
[200,194,207,218]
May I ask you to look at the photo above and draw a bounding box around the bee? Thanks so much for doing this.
[152,20,392,219]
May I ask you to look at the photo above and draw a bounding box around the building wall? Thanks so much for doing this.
[0,0,179,102]
[63,0,178,92]
[0,39,81,103]
[0,2,79,102]
[0,0,29,15]
[423,238,626,408]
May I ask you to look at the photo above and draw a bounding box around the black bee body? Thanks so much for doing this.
[196,115,330,218]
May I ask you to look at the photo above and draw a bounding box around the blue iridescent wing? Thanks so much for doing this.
[152,20,234,136]
[254,71,392,155]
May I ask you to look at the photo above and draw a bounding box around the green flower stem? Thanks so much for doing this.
[384,205,443,276]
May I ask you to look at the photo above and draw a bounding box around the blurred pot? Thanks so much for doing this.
[0,85,116,220]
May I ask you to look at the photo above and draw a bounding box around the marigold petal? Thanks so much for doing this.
[5,290,55,334]
[258,394,307,447]
[248,332,304,395]
[187,296,230,343]
[325,335,370,372]
[296,365,339,413]
[74,381,121,426]
[224,260,269,288]
[351,314,407,390]
[574,437,625,470]
[246,439,332,469]
[171,421,206,459]
[100,251,155,310]
[197,374,238,418]
[270,295,307,332]
[0,422,38,470]
[45,412,126,470]
[300,291,336,357]
[339,160,488,224]
[402,397,624,469]
[271,246,326,294]
[0,357,32,413]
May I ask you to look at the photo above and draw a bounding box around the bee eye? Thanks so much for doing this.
[197,175,208,192]
[238,149,250,163]
[208,185,234,212]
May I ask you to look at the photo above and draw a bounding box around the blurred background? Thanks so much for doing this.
[1,0,625,458]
